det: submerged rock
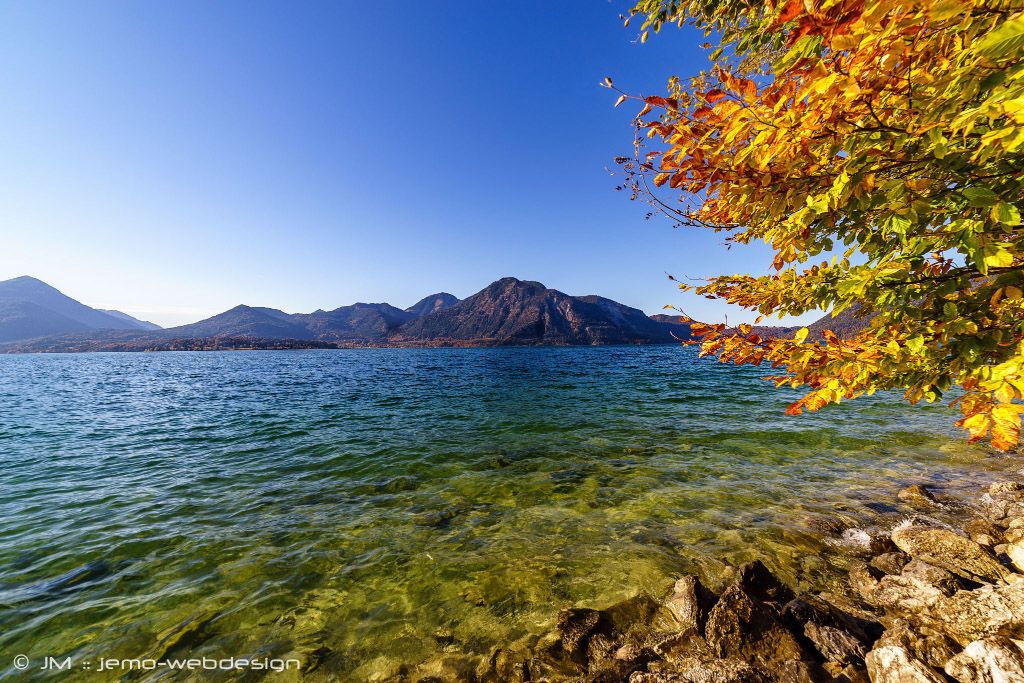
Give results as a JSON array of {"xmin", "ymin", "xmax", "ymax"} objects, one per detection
[
  {"xmin": 734, "ymin": 560, "xmax": 794, "ymax": 605},
  {"xmin": 898, "ymin": 485, "xmax": 938, "ymax": 509},
  {"xmin": 557, "ymin": 607, "xmax": 606, "ymax": 662},
  {"xmin": 943, "ymin": 636, "xmax": 1024, "ymax": 683},
  {"xmin": 891, "ymin": 523, "xmax": 1012, "ymax": 585},
  {"xmin": 154, "ymin": 611, "xmax": 220, "ymax": 660}
]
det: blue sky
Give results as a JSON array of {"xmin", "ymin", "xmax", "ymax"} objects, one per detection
[{"xmin": 0, "ymin": 1, "xmax": 796, "ymax": 327}]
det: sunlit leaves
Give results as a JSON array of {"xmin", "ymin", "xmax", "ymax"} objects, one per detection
[{"xmin": 624, "ymin": 0, "xmax": 1024, "ymax": 449}]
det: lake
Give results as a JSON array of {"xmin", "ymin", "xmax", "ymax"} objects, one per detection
[{"xmin": 0, "ymin": 346, "xmax": 1018, "ymax": 680}]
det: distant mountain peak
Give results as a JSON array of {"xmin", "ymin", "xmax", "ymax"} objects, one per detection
[
  {"xmin": 0, "ymin": 275, "xmax": 157, "ymax": 342},
  {"xmin": 405, "ymin": 292, "xmax": 459, "ymax": 317},
  {"xmin": 391, "ymin": 276, "xmax": 683, "ymax": 346}
]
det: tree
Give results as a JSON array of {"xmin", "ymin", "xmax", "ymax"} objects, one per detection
[{"xmin": 613, "ymin": 0, "xmax": 1024, "ymax": 449}]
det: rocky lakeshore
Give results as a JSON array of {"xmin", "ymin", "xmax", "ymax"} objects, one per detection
[{"xmin": 360, "ymin": 476, "xmax": 1024, "ymax": 683}]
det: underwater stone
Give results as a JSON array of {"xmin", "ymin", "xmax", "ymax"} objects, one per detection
[
  {"xmin": 557, "ymin": 607, "xmax": 606, "ymax": 662},
  {"xmin": 897, "ymin": 485, "xmax": 938, "ymax": 509},
  {"xmin": 734, "ymin": 560, "xmax": 794, "ymax": 605}
]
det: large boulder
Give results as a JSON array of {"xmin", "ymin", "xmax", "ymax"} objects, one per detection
[
  {"xmin": 871, "ymin": 552, "xmax": 911, "ymax": 576},
  {"xmin": 874, "ymin": 619, "xmax": 959, "ymax": 670},
  {"xmin": 924, "ymin": 580, "xmax": 1024, "ymax": 646},
  {"xmin": 849, "ymin": 562, "xmax": 885, "ymax": 603},
  {"xmin": 943, "ymin": 636, "xmax": 1024, "ymax": 682},
  {"xmin": 782, "ymin": 593, "xmax": 882, "ymax": 651},
  {"xmin": 891, "ymin": 524, "xmax": 1012, "ymax": 585},
  {"xmin": 704, "ymin": 584, "xmax": 807, "ymax": 667},
  {"xmin": 963, "ymin": 518, "xmax": 1004, "ymax": 548},
  {"xmin": 864, "ymin": 645, "xmax": 946, "ymax": 682},
  {"xmin": 862, "ymin": 562, "xmax": 955, "ymax": 616}
]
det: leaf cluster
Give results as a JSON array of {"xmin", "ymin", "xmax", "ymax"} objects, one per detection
[{"xmin": 624, "ymin": 0, "xmax": 1024, "ymax": 449}]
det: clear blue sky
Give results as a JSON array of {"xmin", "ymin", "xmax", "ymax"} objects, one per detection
[{"xmin": 0, "ymin": 0, "xmax": 800, "ymax": 327}]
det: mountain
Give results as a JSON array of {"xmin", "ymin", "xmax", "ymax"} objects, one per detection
[
  {"xmin": 0, "ymin": 276, "xmax": 695, "ymax": 352},
  {"xmin": 805, "ymin": 304, "xmax": 875, "ymax": 339},
  {"xmin": 405, "ymin": 293, "xmax": 459, "ymax": 317},
  {"xmin": 294, "ymin": 303, "xmax": 415, "ymax": 341},
  {"xmin": 746, "ymin": 305, "xmax": 873, "ymax": 341},
  {"xmin": 650, "ymin": 313, "xmax": 693, "ymax": 324},
  {"xmin": 391, "ymin": 277, "xmax": 686, "ymax": 346},
  {"xmin": 0, "ymin": 300, "xmax": 93, "ymax": 343},
  {"xmin": 0, "ymin": 276, "xmax": 152, "ymax": 342},
  {"xmin": 165, "ymin": 305, "xmax": 314, "ymax": 339},
  {"xmin": 99, "ymin": 309, "xmax": 162, "ymax": 331}
]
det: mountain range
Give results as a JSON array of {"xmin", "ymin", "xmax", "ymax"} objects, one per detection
[
  {"xmin": 0, "ymin": 275, "xmax": 696, "ymax": 352},
  {"xmin": 0, "ymin": 275, "xmax": 870, "ymax": 353}
]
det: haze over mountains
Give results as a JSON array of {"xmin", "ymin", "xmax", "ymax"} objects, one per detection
[{"xmin": 0, "ymin": 275, "xmax": 695, "ymax": 352}]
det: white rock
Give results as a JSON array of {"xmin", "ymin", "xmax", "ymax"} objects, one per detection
[
  {"xmin": 944, "ymin": 637, "xmax": 1024, "ymax": 683},
  {"xmin": 865, "ymin": 645, "xmax": 946, "ymax": 682}
]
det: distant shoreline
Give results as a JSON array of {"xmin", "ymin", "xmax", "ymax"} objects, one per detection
[{"xmin": 0, "ymin": 337, "xmax": 686, "ymax": 354}]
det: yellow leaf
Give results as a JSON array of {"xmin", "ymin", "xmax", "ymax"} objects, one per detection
[
  {"xmin": 991, "ymin": 403, "xmax": 1024, "ymax": 451},
  {"xmin": 794, "ymin": 327, "xmax": 809, "ymax": 344}
]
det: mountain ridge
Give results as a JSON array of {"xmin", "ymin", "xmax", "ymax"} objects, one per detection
[{"xmin": 0, "ymin": 275, "xmax": 873, "ymax": 353}]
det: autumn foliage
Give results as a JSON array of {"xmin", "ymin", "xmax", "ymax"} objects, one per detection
[{"xmin": 616, "ymin": 0, "xmax": 1024, "ymax": 448}]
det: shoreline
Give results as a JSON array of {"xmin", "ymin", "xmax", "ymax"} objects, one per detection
[
  {"xmin": 359, "ymin": 474, "xmax": 1024, "ymax": 682},
  {"xmin": 0, "ymin": 338, "xmax": 685, "ymax": 354}
]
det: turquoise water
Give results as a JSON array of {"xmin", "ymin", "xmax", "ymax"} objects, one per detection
[{"xmin": 0, "ymin": 346, "xmax": 1019, "ymax": 681}]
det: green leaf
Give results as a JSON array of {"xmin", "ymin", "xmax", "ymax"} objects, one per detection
[
  {"xmin": 974, "ymin": 16, "xmax": 1024, "ymax": 62},
  {"xmin": 930, "ymin": 0, "xmax": 964, "ymax": 21},
  {"xmin": 963, "ymin": 186, "xmax": 998, "ymax": 207},
  {"xmin": 992, "ymin": 202, "xmax": 1022, "ymax": 226}
]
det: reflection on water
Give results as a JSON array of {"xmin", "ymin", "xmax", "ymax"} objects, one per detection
[{"xmin": 0, "ymin": 346, "xmax": 1018, "ymax": 680}]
